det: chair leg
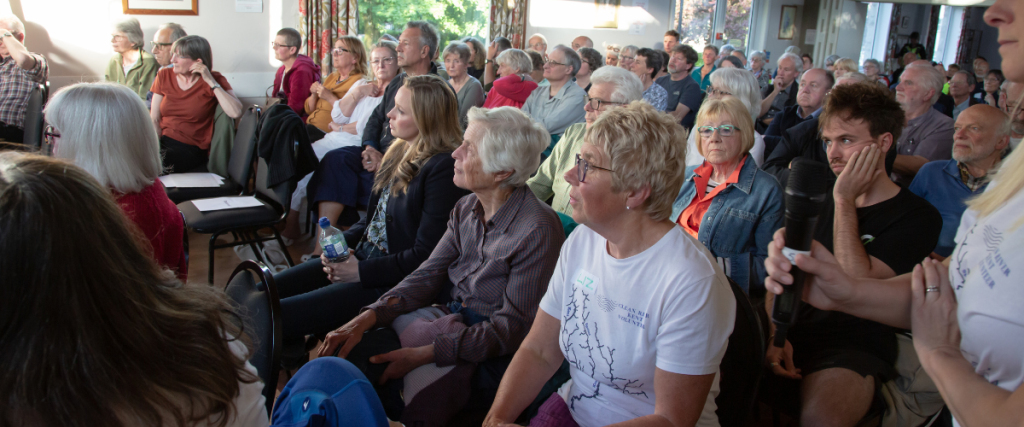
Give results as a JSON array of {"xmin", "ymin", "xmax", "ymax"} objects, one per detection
[
  {"xmin": 208, "ymin": 232, "xmax": 219, "ymax": 284},
  {"xmin": 272, "ymin": 228, "xmax": 295, "ymax": 267}
]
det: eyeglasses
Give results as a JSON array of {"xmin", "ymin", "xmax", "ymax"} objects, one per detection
[
  {"xmin": 583, "ymin": 94, "xmax": 624, "ymax": 111},
  {"xmin": 706, "ymin": 87, "xmax": 732, "ymax": 97},
  {"xmin": 544, "ymin": 59, "xmax": 568, "ymax": 67},
  {"xmin": 271, "ymin": 42, "xmax": 296, "ymax": 49},
  {"xmin": 371, "ymin": 57, "xmax": 396, "ymax": 65},
  {"xmin": 111, "ymin": 34, "xmax": 126, "ymax": 42},
  {"xmin": 575, "ymin": 153, "xmax": 613, "ymax": 183},
  {"xmin": 697, "ymin": 125, "xmax": 738, "ymax": 138},
  {"xmin": 150, "ymin": 41, "xmax": 173, "ymax": 49},
  {"xmin": 620, "ymin": 55, "xmax": 635, "ymax": 61},
  {"xmin": 332, "ymin": 47, "xmax": 351, "ymax": 55},
  {"xmin": 44, "ymin": 124, "xmax": 60, "ymax": 152}
]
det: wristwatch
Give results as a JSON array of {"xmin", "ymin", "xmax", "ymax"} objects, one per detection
[
  {"xmin": 1, "ymin": 31, "xmax": 12, "ymax": 39},
  {"xmin": 210, "ymin": 83, "xmax": 222, "ymax": 91}
]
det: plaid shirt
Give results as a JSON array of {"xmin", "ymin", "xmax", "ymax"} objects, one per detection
[
  {"xmin": 0, "ymin": 52, "xmax": 48, "ymax": 128},
  {"xmin": 364, "ymin": 185, "xmax": 565, "ymax": 366}
]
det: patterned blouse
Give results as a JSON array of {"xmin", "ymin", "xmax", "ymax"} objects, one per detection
[
  {"xmin": 642, "ymin": 83, "xmax": 669, "ymax": 112},
  {"xmin": 366, "ymin": 185, "xmax": 391, "ymax": 253}
]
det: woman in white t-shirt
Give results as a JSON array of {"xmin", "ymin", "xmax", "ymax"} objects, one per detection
[
  {"xmin": 483, "ymin": 101, "xmax": 736, "ymax": 427},
  {"xmin": 764, "ymin": 2, "xmax": 1024, "ymax": 424},
  {"xmin": 0, "ymin": 153, "xmax": 267, "ymax": 427}
]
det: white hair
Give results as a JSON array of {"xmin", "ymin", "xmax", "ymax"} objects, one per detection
[
  {"xmin": 749, "ymin": 51, "xmax": 767, "ymax": 62},
  {"xmin": 159, "ymin": 22, "xmax": 187, "ymax": 42},
  {"xmin": 784, "ymin": 46, "xmax": 802, "ymax": 56},
  {"xmin": 496, "ymin": 48, "xmax": 533, "ymax": 75},
  {"xmin": 45, "ymin": 82, "xmax": 163, "ymax": 193},
  {"xmin": 0, "ymin": 14, "xmax": 25, "ymax": 37},
  {"xmin": 906, "ymin": 63, "xmax": 946, "ymax": 104},
  {"xmin": 468, "ymin": 107, "xmax": 550, "ymax": 187},
  {"xmin": 709, "ymin": 68, "xmax": 762, "ymax": 122},
  {"xmin": 528, "ymin": 33, "xmax": 548, "ymax": 45},
  {"xmin": 835, "ymin": 71, "xmax": 869, "ymax": 86},
  {"xmin": 115, "ymin": 18, "xmax": 145, "ymax": 50},
  {"xmin": 777, "ymin": 52, "xmax": 804, "ymax": 74},
  {"xmin": 621, "ymin": 45, "xmax": 638, "ymax": 57},
  {"xmin": 590, "ymin": 66, "xmax": 643, "ymax": 104}
]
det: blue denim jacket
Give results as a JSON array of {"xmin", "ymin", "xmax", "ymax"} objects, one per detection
[{"xmin": 670, "ymin": 157, "xmax": 784, "ymax": 293}]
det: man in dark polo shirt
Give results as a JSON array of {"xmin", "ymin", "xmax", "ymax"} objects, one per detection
[{"xmin": 656, "ymin": 44, "xmax": 702, "ymax": 131}]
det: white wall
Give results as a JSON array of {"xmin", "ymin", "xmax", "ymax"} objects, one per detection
[
  {"xmin": 12, "ymin": 0, "xmax": 301, "ymax": 105},
  {"xmin": 760, "ymin": 0, "xmax": 805, "ymax": 66},
  {"xmin": 525, "ymin": 0, "xmax": 670, "ymax": 52}
]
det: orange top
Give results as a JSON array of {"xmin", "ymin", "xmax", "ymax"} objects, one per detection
[
  {"xmin": 677, "ymin": 155, "xmax": 748, "ymax": 238},
  {"xmin": 151, "ymin": 67, "xmax": 233, "ymax": 150}
]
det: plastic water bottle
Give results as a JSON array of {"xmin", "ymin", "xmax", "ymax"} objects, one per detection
[{"xmin": 319, "ymin": 217, "xmax": 349, "ymax": 263}]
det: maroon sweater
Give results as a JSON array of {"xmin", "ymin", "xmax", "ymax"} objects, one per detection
[
  {"xmin": 115, "ymin": 181, "xmax": 188, "ymax": 281},
  {"xmin": 273, "ymin": 54, "xmax": 321, "ymax": 122}
]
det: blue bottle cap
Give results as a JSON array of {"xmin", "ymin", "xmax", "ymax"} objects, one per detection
[{"xmin": 319, "ymin": 217, "xmax": 331, "ymax": 228}]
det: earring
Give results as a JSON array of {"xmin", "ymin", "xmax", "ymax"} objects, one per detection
[{"xmin": 626, "ymin": 205, "xmax": 631, "ymax": 210}]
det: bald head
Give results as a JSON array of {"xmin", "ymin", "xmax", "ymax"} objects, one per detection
[
  {"xmin": 572, "ymin": 36, "xmax": 593, "ymax": 51},
  {"xmin": 952, "ymin": 104, "xmax": 1010, "ymax": 168}
]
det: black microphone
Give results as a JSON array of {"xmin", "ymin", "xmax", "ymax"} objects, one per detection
[{"xmin": 771, "ymin": 158, "xmax": 829, "ymax": 348}]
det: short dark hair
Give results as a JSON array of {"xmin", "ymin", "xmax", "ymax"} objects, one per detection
[
  {"xmin": 910, "ymin": 31, "xmax": 920, "ymax": 39},
  {"xmin": 636, "ymin": 47, "xmax": 663, "ymax": 79},
  {"xmin": 172, "ymin": 35, "xmax": 214, "ymax": 70},
  {"xmin": 406, "ymin": 21, "xmax": 440, "ymax": 61},
  {"xmin": 801, "ymin": 53, "xmax": 812, "ymax": 63},
  {"xmin": 659, "ymin": 50, "xmax": 669, "ymax": 72},
  {"xmin": 276, "ymin": 28, "xmax": 302, "ymax": 54},
  {"xmin": 820, "ymin": 82, "xmax": 905, "ymax": 143},
  {"xmin": 720, "ymin": 55, "xmax": 743, "ymax": 69},
  {"xmin": 493, "ymin": 36, "xmax": 513, "ymax": 53},
  {"xmin": 526, "ymin": 49, "xmax": 544, "ymax": 71},
  {"xmin": 672, "ymin": 44, "xmax": 699, "ymax": 66},
  {"xmin": 949, "ymin": 63, "xmax": 961, "ymax": 71},
  {"xmin": 954, "ymin": 70, "xmax": 977, "ymax": 87},
  {"xmin": 703, "ymin": 44, "xmax": 720, "ymax": 55},
  {"xmin": 664, "ymin": 30, "xmax": 680, "ymax": 40},
  {"xmin": 976, "ymin": 56, "xmax": 989, "ymax": 63},
  {"xmin": 577, "ymin": 47, "xmax": 604, "ymax": 73}
]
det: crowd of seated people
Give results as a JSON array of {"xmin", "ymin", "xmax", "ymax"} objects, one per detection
[{"xmin": 5, "ymin": 1, "xmax": 1024, "ymax": 425}]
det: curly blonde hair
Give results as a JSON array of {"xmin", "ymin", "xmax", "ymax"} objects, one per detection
[{"xmin": 585, "ymin": 101, "xmax": 688, "ymax": 221}]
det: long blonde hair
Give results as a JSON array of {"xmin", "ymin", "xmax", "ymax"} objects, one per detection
[
  {"xmin": 373, "ymin": 75, "xmax": 462, "ymax": 195},
  {"xmin": 968, "ymin": 92, "xmax": 1024, "ymax": 227}
]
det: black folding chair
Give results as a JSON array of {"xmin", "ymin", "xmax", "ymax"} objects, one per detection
[
  {"xmin": 21, "ymin": 83, "xmax": 45, "ymax": 150},
  {"xmin": 178, "ymin": 157, "xmax": 297, "ymax": 284},
  {"xmin": 165, "ymin": 106, "xmax": 262, "ymax": 204},
  {"xmin": 715, "ymin": 277, "xmax": 768, "ymax": 427},
  {"xmin": 224, "ymin": 260, "xmax": 282, "ymax": 417}
]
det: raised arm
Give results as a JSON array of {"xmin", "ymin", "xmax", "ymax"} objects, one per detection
[
  {"xmin": 831, "ymin": 146, "xmax": 896, "ymax": 279},
  {"xmin": 0, "ymin": 32, "xmax": 37, "ymax": 70}
]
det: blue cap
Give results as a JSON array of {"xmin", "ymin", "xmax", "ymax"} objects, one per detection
[
  {"xmin": 319, "ymin": 217, "xmax": 331, "ymax": 228},
  {"xmin": 271, "ymin": 358, "xmax": 389, "ymax": 427}
]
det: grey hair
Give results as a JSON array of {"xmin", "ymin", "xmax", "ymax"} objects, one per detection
[
  {"xmin": 709, "ymin": 68, "xmax": 763, "ymax": 122},
  {"xmin": 825, "ymin": 54, "xmax": 840, "ymax": 67},
  {"xmin": 0, "ymin": 14, "xmax": 25, "ymax": 37},
  {"xmin": 907, "ymin": 63, "xmax": 946, "ymax": 104},
  {"xmin": 442, "ymin": 41, "xmax": 471, "ymax": 63},
  {"xmin": 749, "ymin": 51, "xmax": 767, "ymax": 62},
  {"xmin": 590, "ymin": 66, "xmax": 643, "ymax": 104},
  {"xmin": 784, "ymin": 46, "xmax": 802, "ymax": 56},
  {"xmin": 835, "ymin": 71, "xmax": 869, "ymax": 85},
  {"xmin": 172, "ymin": 35, "xmax": 213, "ymax": 70},
  {"xmin": 954, "ymin": 70, "xmax": 977, "ymax": 88},
  {"xmin": 621, "ymin": 45, "xmax": 638, "ymax": 57},
  {"xmin": 468, "ymin": 106, "xmax": 550, "ymax": 187},
  {"xmin": 159, "ymin": 22, "xmax": 187, "ymax": 42},
  {"xmin": 778, "ymin": 52, "xmax": 804, "ymax": 74},
  {"xmin": 115, "ymin": 18, "xmax": 145, "ymax": 50},
  {"xmin": 496, "ymin": 48, "xmax": 533, "ymax": 75},
  {"xmin": 863, "ymin": 58, "xmax": 881, "ymax": 70},
  {"xmin": 720, "ymin": 44, "xmax": 736, "ymax": 56},
  {"xmin": 406, "ymin": 21, "xmax": 440, "ymax": 61},
  {"xmin": 552, "ymin": 45, "xmax": 582, "ymax": 76},
  {"xmin": 44, "ymin": 82, "xmax": 162, "ymax": 193}
]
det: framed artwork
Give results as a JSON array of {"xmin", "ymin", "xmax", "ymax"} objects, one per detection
[
  {"xmin": 122, "ymin": 0, "xmax": 199, "ymax": 15},
  {"xmin": 594, "ymin": 0, "xmax": 620, "ymax": 29},
  {"xmin": 779, "ymin": 5, "xmax": 797, "ymax": 40}
]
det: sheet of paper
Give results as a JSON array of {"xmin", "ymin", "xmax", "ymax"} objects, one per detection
[
  {"xmin": 236, "ymin": 0, "xmax": 263, "ymax": 13},
  {"xmin": 159, "ymin": 173, "xmax": 224, "ymax": 188},
  {"xmin": 805, "ymin": 29, "xmax": 817, "ymax": 45},
  {"xmin": 192, "ymin": 196, "xmax": 264, "ymax": 212}
]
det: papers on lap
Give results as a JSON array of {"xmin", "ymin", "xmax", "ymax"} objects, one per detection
[
  {"xmin": 192, "ymin": 196, "xmax": 263, "ymax": 211},
  {"xmin": 159, "ymin": 173, "xmax": 225, "ymax": 188}
]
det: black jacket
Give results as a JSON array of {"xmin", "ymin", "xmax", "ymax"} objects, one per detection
[
  {"xmin": 361, "ymin": 63, "xmax": 441, "ymax": 154},
  {"xmin": 763, "ymin": 104, "xmax": 816, "ymax": 156},
  {"xmin": 762, "ymin": 117, "xmax": 897, "ymax": 187},
  {"xmin": 257, "ymin": 103, "xmax": 319, "ymax": 187},
  {"xmin": 344, "ymin": 152, "xmax": 469, "ymax": 289}
]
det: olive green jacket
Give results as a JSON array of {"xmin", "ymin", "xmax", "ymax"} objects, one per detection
[{"xmin": 105, "ymin": 49, "xmax": 160, "ymax": 100}]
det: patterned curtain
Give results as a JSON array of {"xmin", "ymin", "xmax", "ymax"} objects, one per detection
[
  {"xmin": 299, "ymin": 0, "xmax": 359, "ymax": 79},
  {"xmin": 490, "ymin": 0, "xmax": 528, "ymax": 48}
]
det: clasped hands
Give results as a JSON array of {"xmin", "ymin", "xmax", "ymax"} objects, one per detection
[{"xmin": 317, "ymin": 310, "xmax": 436, "ymax": 385}]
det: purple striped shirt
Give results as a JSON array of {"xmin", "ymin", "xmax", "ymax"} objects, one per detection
[{"xmin": 364, "ymin": 185, "xmax": 565, "ymax": 366}]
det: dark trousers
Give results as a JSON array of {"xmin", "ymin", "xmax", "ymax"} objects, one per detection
[
  {"xmin": 276, "ymin": 257, "xmax": 387, "ymax": 340},
  {"xmin": 0, "ymin": 123, "xmax": 24, "ymax": 144},
  {"xmin": 306, "ymin": 123, "xmax": 327, "ymax": 143},
  {"xmin": 160, "ymin": 136, "xmax": 208, "ymax": 173}
]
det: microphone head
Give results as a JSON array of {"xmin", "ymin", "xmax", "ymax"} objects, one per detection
[{"xmin": 785, "ymin": 158, "xmax": 829, "ymax": 216}]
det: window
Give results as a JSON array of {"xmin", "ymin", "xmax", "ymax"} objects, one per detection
[
  {"xmin": 723, "ymin": 0, "xmax": 752, "ymax": 50},
  {"xmin": 859, "ymin": 2, "xmax": 893, "ymax": 70},
  {"xmin": 674, "ymin": 0, "xmax": 715, "ymax": 52},
  {"xmin": 358, "ymin": 0, "xmax": 490, "ymax": 50},
  {"xmin": 932, "ymin": 5, "xmax": 964, "ymax": 66}
]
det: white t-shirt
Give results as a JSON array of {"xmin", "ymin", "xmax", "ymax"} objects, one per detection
[
  {"xmin": 949, "ymin": 183, "xmax": 1024, "ymax": 427},
  {"xmin": 685, "ymin": 129, "xmax": 765, "ymax": 168},
  {"xmin": 538, "ymin": 225, "xmax": 736, "ymax": 427}
]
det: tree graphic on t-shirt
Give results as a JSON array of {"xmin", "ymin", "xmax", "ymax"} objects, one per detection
[{"xmin": 562, "ymin": 285, "xmax": 648, "ymax": 411}]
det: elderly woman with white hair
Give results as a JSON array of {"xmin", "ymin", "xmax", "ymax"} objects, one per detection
[
  {"xmin": 44, "ymin": 82, "xmax": 186, "ymax": 280},
  {"xmin": 483, "ymin": 48, "xmax": 538, "ymax": 109},
  {"xmin": 105, "ymin": 18, "xmax": 159, "ymax": 100},
  {"xmin": 318, "ymin": 106, "xmax": 564, "ymax": 426},
  {"xmin": 483, "ymin": 101, "xmax": 735, "ymax": 427},
  {"xmin": 673, "ymin": 97, "xmax": 783, "ymax": 294},
  {"xmin": 862, "ymin": 58, "xmax": 890, "ymax": 87},
  {"xmin": 443, "ymin": 41, "xmax": 485, "ymax": 126},
  {"xmin": 528, "ymin": 66, "xmax": 643, "ymax": 219},
  {"xmin": 749, "ymin": 50, "xmax": 772, "ymax": 90},
  {"xmin": 686, "ymin": 67, "xmax": 767, "ymax": 167}
]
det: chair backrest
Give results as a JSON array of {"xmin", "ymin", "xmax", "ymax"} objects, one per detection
[
  {"xmin": 271, "ymin": 357, "xmax": 390, "ymax": 427},
  {"xmin": 22, "ymin": 84, "xmax": 45, "ymax": 149},
  {"xmin": 227, "ymin": 106, "xmax": 261, "ymax": 191},
  {"xmin": 224, "ymin": 260, "xmax": 282, "ymax": 416},
  {"xmin": 714, "ymin": 277, "xmax": 767, "ymax": 427},
  {"xmin": 179, "ymin": 210, "xmax": 189, "ymax": 270},
  {"xmin": 255, "ymin": 157, "xmax": 296, "ymax": 215}
]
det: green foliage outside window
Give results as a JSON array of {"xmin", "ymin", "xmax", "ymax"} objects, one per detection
[{"xmin": 358, "ymin": 0, "xmax": 490, "ymax": 52}]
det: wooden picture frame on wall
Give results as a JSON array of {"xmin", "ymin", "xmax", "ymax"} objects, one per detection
[
  {"xmin": 594, "ymin": 0, "xmax": 620, "ymax": 29},
  {"xmin": 123, "ymin": 0, "xmax": 198, "ymax": 16},
  {"xmin": 779, "ymin": 5, "xmax": 797, "ymax": 40}
]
